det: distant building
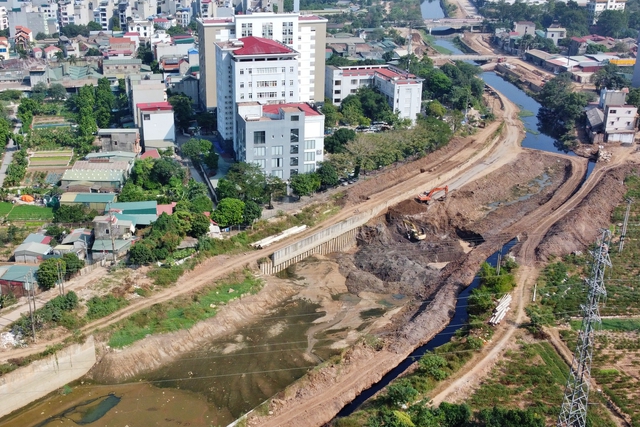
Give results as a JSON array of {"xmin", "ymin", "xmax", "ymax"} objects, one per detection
[
  {"xmin": 137, "ymin": 101, "xmax": 176, "ymax": 150},
  {"xmin": 325, "ymin": 64, "xmax": 423, "ymax": 124},
  {"xmin": 60, "ymin": 192, "xmax": 117, "ymax": 212},
  {"xmin": 0, "ymin": 7, "xmax": 8, "ymax": 31},
  {"xmin": 128, "ymin": 73, "xmax": 166, "ymax": 125},
  {"xmin": 545, "ymin": 24, "xmax": 566, "ymax": 46},
  {"xmin": 128, "ymin": 20, "xmax": 155, "ymax": 39},
  {"xmin": 0, "ymin": 265, "xmax": 39, "ymax": 297},
  {"xmin": 61, "ymin": 169, "xmax": 125, "ymax": 192},
  {"xmin": 93, "ymin": 215, "xmax": 134, "ymax": 239},
  {"xmin": 585, "ymin": 88, "xmax": 637, "ymax": 144},
  {"xmin": 102, "ymin": 58, "xmax": 143, "ymax": 78},
  {"xmin": 98, "ymin": 128, "xmax": 141, "ymax": 153},
  {"xmin": 14, "ymin": 26, "xmax": 33, "ymax": 50},
  {"xmin": 14, "ymin": 242, "xmax": 52, "ymax": 263},
  {"xmin": 235, "ymin": 102, "xmax": 324, "ymax": 179},
  {"xmin": 91, "ymin": 239, "xmax": 132, "ymax": 261},
  {"xmin": 513, "ymin": 21, "xmax": 536, "ymax": 36},
  {"xmin": 588, "ymin": 0, "xmax": 626, "ymax": 24},
  {"xmin": 0, "ymin": 37, "xmax": 8, "ymax": 60}
]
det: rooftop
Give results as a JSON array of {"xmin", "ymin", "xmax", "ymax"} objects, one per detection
[
  {"xmin": 97, "ymin": 128, "xmax": 138, "ymax": 135},
  {"xmin": 140, "ymin": 148, "xmax": 160, "ymax": 159},
  {"xmin": 107, "ymin": 201, "xmax": 158, "ymax": 212},
  {"xmin": 14, "ymin": 242, "xmax": 52, "ymax": 255},
  {"xmin": 73, "ymin": 160, "xmax": 131, "ymax": 172},
  {"xmin": 229, "ymin": 37, "xmax": 295, "ymax": 56},
  {"xmin": 92, "ymin": 239, "xmax": 132, "ymax": 252},
  {"xmin": 262, "ymin": 103, "xmax": 321, "ymax": 116},
  {"xmin": 137, "ymin": 101, "xmax": 173, "ymax": 111},
  {"xmin": 62, "ymin": 169, "xmax": 125, "ymax": 182},
  {"xmin": 85, "ymin": 151, "xmax": 137, "ymax": 159},
  {"xmin": 60, "ymin": 192, "xmax": 117, "ymax": 204},
  {"xmin": 0, "ymin": 265, "xmax": 38, "ymax": 284}
]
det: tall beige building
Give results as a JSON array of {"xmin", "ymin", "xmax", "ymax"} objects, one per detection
[{"xmin": 197, "ymin": 12, "xmax": 327, "ymax": 110}]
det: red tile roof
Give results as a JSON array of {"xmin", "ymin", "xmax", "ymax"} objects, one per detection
[
  {"xmin": 375, "ymin": 67, "xmax": 417, "ymax": 80},
  {"xmin": 154, "ymin": 18, "xmax": 169, "ymax": 22},
  {"xmin": 232, "ymin": 37, "xmax": 294, "ymax": 56},
  {"xmin": 141, "ymin": 148, "xmax": 161, "ymax": 159},
  {"xmin": 44, "ymin": 46, "xmax": 60, "ymax": 52},
  {"xmin": 124, "ymin": 32, "xmax": 140, "ymax": 36},
  {"xmin": 137, "ymin": 102, "xmax": 173, "ymax": 111},
  {"xmin": 262, "ymin": 103, "xmax": 321, "ymax": 116},
  {"xmin": 156, "ymin": 202, "xmax": 176, "ymax": 215}
]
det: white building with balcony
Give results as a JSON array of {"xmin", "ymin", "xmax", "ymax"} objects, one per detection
[
  {"xmin": 325, "ymin": 64, "xmax": 423, "ymax": 124},
  {"xmin": 587, "ymin": 0, "xmax": 626, "ymax": 24},
  {"xmin": 215, "ymin": 36, "xmax": 300, "ymax": 141}
]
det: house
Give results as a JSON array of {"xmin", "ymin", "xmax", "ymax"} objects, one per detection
[
  {"xmin": 585, "ymin": 88, "xmax": 637, "ymax": 144},
  {"xmin": 0, "ymin": 37, "xmax": 9, "ymax": 60},
  {"xmin": 60, "ymin": 192, "xmax": 117, "ymax": 212},
  {"xmin": 60, "ymin": 228, "xmax": 94, "ymax": 259},
  {"xmin": 102, "ymin": 58, "xmax": 143, "ymax": 78},
  {"xmin": 14, "ymin": 242, "xmax": 52, "ymax": 263},
  {"xmin": 60, "ymin": 170, "xmax": 125, "ymax": 192},
  {"xmin": 93, "ymin": 215, "xmax": 135, "ymax": 239},
  {"xmin": 33, "ymin": 46, "xmax": 42, "ymax": 59},
  {"xmin": 137, "ymin": 102, "xmax": 176, "ymax": 150},
  {"xmin": 98, "ymin": 128, "xmax": 141, "ymax": 154},
  {"xmin": 85, "ymin": 151, "xmax": 138, "ymax": 163},
  {"xmin": 513, "ymin": 21, "xmax": 536, "ymax": 36},
  {"xmin": 107, "ymin": 201, "xmax": 158, "ymax": 215},
  {"xmin": 23, "ymin": 233, "xmax": 52, "ymax": 245},
  {"xmin": 44, "ymin": 45, "xmax": 62, "ymax": 60},
  {"xmin": 14, "ymin": 26, "xmax": 33, "ymax": 50},
  {"xmin": 91, "ymin": 239, "xmax": 132, "ymax": 261},
  {"xmin": 0, "ymin": 265, "xmax": 39, "ymax": 297},
  {"xmin": 545, "ymin": 24, "xmax": 566, "ymax": 46}
]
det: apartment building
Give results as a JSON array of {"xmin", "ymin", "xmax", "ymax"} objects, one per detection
[
  {"xmin": 176, "ymin": 8, "xmax": 191, "ymax": 27},
  {"xmin": 215, "ymin": 37, "xmax": 300, "ymax": 141},
  {"xmin": 133, "ymin": 0, "xmax": 157, "ymax": 19},
  {"xmin": 128, "ymin": 73, "xmax": 166, "ymax": 125},
  {"xmin": 604, "ymin": 105, "xmax": 638, "ymax": 143},
  {"xmin": 587, "ymin": 0, "xmax": 626, "ymax": 24},
  {"xmin": 93, "ymin": 0, "xmax": 113, "ymax": 30},
  {"xmin": 128, "ymin": 20, "xmax": 154, "ymax": 38},
  {"xmin": 325, "ymin": 65, "xmax": 423, "ymax": 124},
  {"xmin": 10, "ymin": 6, "xmax": 58, "ymax": 37},
  {"xmin": 137, "ymin": 102, "xmax": 176, "ymax": 150},
  {"xmin": 236, "ymin": 102, "xmax": 324, "ymax": 179},
  {"xmin": 197, "ymin": 12, "xmax": 327, "ymax": 111},
  {"xmin": 0, "ymin": 7, "xmax": 7, "ymax": 31}
]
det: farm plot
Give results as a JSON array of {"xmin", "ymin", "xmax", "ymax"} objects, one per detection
[{"xmin": 28, "ymin": 150, "xmax": 73, "ymax": 168}]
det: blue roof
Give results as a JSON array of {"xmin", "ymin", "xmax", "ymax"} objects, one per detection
[
  {"xmin": 114, "ymin": 213, "xmax": 157, "ymax": 226},
  {"xmin": 0, "ymin": 265, "xmax": 39, "ymax": 283},
  {"xmin": 107, "ymin": 201, "xmax": 157, "ymax": 215},
  {"xmin": 188, "ymin": 48, "xmax": 198, "ymax": 54},
  {"xmin": 23, "ymin": 233, "xmax": 47, "ymax": 243},
  {"xmin": 74, "ymin": 193, "xmax": 117, "ymax": 203}
]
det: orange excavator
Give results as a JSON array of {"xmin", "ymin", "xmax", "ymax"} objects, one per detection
[{"xmin": 416, "ymin": 185, "xmax": 448, "ymax": 204}]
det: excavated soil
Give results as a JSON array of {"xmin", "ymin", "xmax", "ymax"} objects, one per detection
[{"xmin": 536, "ymin": 164, "xmax": 639, "ymax": 261}]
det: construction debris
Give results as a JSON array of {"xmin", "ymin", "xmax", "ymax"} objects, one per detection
[
  {"xmin": 489, "ymin": 293, "xmax": 512, "ymax": 325},
  {"xmin": 597, "ymin": 146, "xmax": 612, "ymax": 162}
]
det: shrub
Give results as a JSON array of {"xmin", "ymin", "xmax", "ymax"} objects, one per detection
[{"xmin": 86, "ymin": 295, "xmax": 128, "ymax": 320}]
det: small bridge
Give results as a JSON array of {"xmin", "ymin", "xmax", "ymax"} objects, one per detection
[
  {"xmin": 424, "ymin": 18, "xmax": 486, "ymax": 32},
  {"xmin": 429, "ymin": 54, "xmax": 518, "ymax": 62}
]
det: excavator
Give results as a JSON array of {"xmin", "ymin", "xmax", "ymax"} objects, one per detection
[
  {"xmin": 403, "ymin": 220, "xmax": 426, "ymax": 241},
  {"xmin": 416, "ymin": 185, "xmax": 449, "ymax": 204}
]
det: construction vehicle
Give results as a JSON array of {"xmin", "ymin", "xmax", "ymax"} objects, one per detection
[
  {"xmin": 416, "ymin": 186, "xmax": 449, "ymax": 204},
  {"xmin": 403, "ymin": 220, "xmax": 426, "ymax": 241}
]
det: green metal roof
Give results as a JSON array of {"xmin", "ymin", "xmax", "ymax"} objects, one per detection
[
  {"xmin": 114, "ymin": 213, "xmax": 157, "ymax": 226},
  {"xmin": 91, "ymin": 239, "xmax": 132, "ymax": 252},
  {"xmin": 107, "ymin": 201, "xmax": 157, "ymax": 216},
  {"xmin": 74, "ymin": 193, "xmax": 117, "ymax": 203},
  {"xmin": 103, "ymin": 58, "xmax": 142, "ymax": 65},
  {"xmin": 0, "ymin": 265, "xmax": 39, "ymax": 283}
]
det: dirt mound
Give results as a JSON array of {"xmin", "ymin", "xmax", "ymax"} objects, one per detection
[
  {"xmin": 388, "ymin": 199, "xmax": 429, "ymax": 216},
  {"xmin": 536, "ymin": 164, "xmax": 638, "ymax": 261}
]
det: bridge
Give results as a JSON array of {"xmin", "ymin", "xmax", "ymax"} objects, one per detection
[{"xmin": 424, "ymin": 18, "xmax": 485, "ymax": 31}]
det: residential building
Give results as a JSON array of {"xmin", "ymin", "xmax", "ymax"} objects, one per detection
[
  {"xmin": 132, "ymin": 0, "xmax": 157, "ymax": 20},
  {"xmin": 61, "ymin": 170, "xmax": 126, "ymax": 192},
  {"xmin": 14, "ymin": 25, "xmax": 33, "ymax": 49},
  {"xmin": 0, "ymin": 7, "xmax": 8, "ymax": 31},
  {"xmin": 137, "ymin": 101, "xmax": 176, "ymax": 150},
  {"xmin": 588, "ymin": 0, "xmax": 626, "ymax": 24},
  {"xmin": 176, "ymin": 8, "xmax": 191, "ymax": 27},
  {"xmin": 197, "ymin": 12, "xmax": 327, "ymax": 111},
  {"xmin": 94, "ymin": 0, "xmax": 113, "ymax": 30},
  {"xmin": 545, "ymin": 24, "xmax": 566, "ymax": 45},
  {"xmin": 44, "ymin": 45, "xmax": 62, "ymax": 59},
  {"xmin": 93, "ymin": 215, "xmax": 135, "ymax": 239},
  {"xmin": 92, "ymin": 239, "xmax": 132, "ymax": 260},
  {"xmin": 153, "ymin": 17, "xmax": 172, "ymax": 30},
  {"xmin": 60, "ymin": 193, "xmax": 117, "ymax": 212},
  {"xmin": 128, "ymin": 73, "xmax": 166, "ymax": 125},
  {"xmin": 107, "ymin": 200, "xmax": 158, "ymax": 215},
  {"xmin": 513, "ymin": 21, "xmax": 536, "ymax": 36},
  {"xmin": 116, "ymin": 0, "xmax": 131, "ymax": 29},
  {"xmin": 128, "ymin": 20, "xmax": 155, "ymax": 39},
  {"xmin": 98, "ymin": 128, "xmax": 141, "ymax": 153},
  {"xmin": 102, "ymin": 58, "xmax": 143, "ymax": 78},
  {"xmin": 325, "ymin": 64, "xmax": 423, "ymax": 124},
  {"xmin": 60, "ymin": 228, "xmax": 94, "ymax": 260},
  {"xmin": 14, "ymin": 242, "xmax": 52, "ymax": 263},
  {"xmin": 0, "ymin": 265, "xmax": 39, "ymax": 297},
  {"xmin": 10, "ymin": 6, "xmax": 58, "ymax": 37},
  {"xmin": 73, "ymin": 2, "xmax": 93, "ymax": 26},
  {"xmin": 0, "ymin": 37, "xmax": 8, "ymax": 60},
  {"xmin": 604, "ymin": 104, "xmax": 637, "ymax": 143},
  {"xmin": 215, "ymin": 36, "xmax": 300, "ymax": 140},
  {"xmin": 235, "ymin": 102, "xmax": 324, "ymax": 179},
  {"xmin": 72, "ymin": 159, "xmax": 132, "ymax": 179},
  {"xmin": 85, "ymin": 151, "xmax": 138, "ymax": 163}
]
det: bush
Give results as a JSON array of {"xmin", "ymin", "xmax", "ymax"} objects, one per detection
[{"xmin": 86, "ymin": 294, "xmax": 128, "ymax": 320}]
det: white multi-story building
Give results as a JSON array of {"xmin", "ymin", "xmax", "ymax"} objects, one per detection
[
  {"xmin": 133, "ymin": 0, "xmax": 157, "ymax": 19},
  {"xmin": 325, "ymin": 65, "xmax": 423, "ymax": 125},
  {"xmin": 72, "ymin": 2, "xmax": 93, "ymax": 26},
  {"xmin": 604, "ymin": 104, "xmax": 638, "ymax": 143},
  {"xmin": 236, "ymin": 102, "xmax": 324, "ymax": 179},
  {"xmin": 94, "ymin": 0, "xmax": 113, "ymax": 30},
  {"xmin": 137, "ymin": 101, "xmax": 176, "ymax": 150},
  {"xmin": 128, "ymin": 20, "xmax": 154, "ymax": 38},
  {"xmin": 176, "ymin": 8, "xmax": 191, "ymax": 27},
  {"xmin": 0, "ymin": 7, "xmax": 8, "ymax": 31},
  {"xmin": 215, "ymin": 36, "xmax": 300, "ymax": 140},
  {"xmin": 197, "ymin": 12, "xmax": 326, "ymax": 111},
  {"xmin": 587, "ymin": 0, "xmax": 626, "ymax": 24},
  {"xmin": 129, "ymin": 73, "xmax": 167, "ymax": 125}
]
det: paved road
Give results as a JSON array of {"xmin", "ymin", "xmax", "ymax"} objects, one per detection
[{"xmin": 0, "ymin": 140, "xmax": 17, "ymax": 188}]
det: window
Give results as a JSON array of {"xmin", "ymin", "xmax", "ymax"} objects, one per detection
[
  {"xmin": 143, "ymin": 114, "xmax": 150, "ymax": 120},
  {"xmin": 350, "ymin": 89, "xmax": 357, "ymax": 94},
  {"xmin": 289, "ymin": 67, "xmax": 294, "ymax": 73},
  {"xmin": 351, "ymin": 79, "xmax": 357, "ymax": 85},
  {"xmin": 240, "ymin": 93, "xmax": 245, "ymax": 100},
  {"xmin": 290, "ymin": 91, "xmax": 294, "ymax": 97},
  {"xmin": 282, "ymin": 91, "xmax": 285, "ymax": 97},
  {"xmin": 289, "ymin": 79, "xmax": 294, "ymax": 86},
  {"xmin": 114, "ymin": 141, "xmax": 118, "ymax": 146},
  {"xmin": 290, "ymin": 128, "xmax": 299, "ymax": 142},
  {"xmin": 335, "ymin": 80, "xmax": 341, "ymax": 86},
  {"xmin": 282, "ymin": 67, "xmax": 286, "ymax": 73},
  {"xmin": 241, "ymin": 22, "xmax": 252, "ymax": 37},
  {"xmin": 254, "ymin": 131, "xmax": 266, "ymax": 144},
  {"xmin": 282, "ymin": 80, "xmax": 286, "ymax": 85},
  {"xmin": 240, "ymin": 82, "xmax": 244, "ymax": 88},
  {"xmin": 249, "ymin": 93, "xmax": 253, "ymax": 99},
  {"xmin": 257, "ymin": 80, "xmax": 277, "ymax": 87},
  {"xmin": 272, "ymin": 158, "xmax": 283, "ymax": 168},
  {"xmin": 610, "ymin": 109, "xmax": 617, "ymax": 114},
  {"xmin": 291, "ymin": 115, "xmax": 299, "ymax": 121},
  {"xmin": 290, "ymin": 145, "xmax": 299, "ymax": 154},
  {"xmin": 254, "ymin": 146, "xmax": 266, "ymax": 156},
  {"xmin": 272, "ymin": 145, "xmax": 283, "ymax": 155},
  {"xmin": 240, "ymin": 69, "xmax": 244, "ymax": 75},
  {"xmin": 272, "ymin": 170, "xmax": 283, "ymax": 178},
  {"xmin": 627, "ymin": 121, "xmax": 632, "ymax": 126},
  {"xmin": 334, "ymin": 98, "xmax": 340, "ymax": 103},
  {"xmin": 290, "ymin": 169, "xmax": 298, "ymax": 176},
  {"xmin": 304, "ymin": 164, "xmax": 315, "ymax": 173},
  {"xmin": 290, "ymin": 157, "xmax": 298, "ymax": 166},
  {"xmin": 256, "ymin": 67, "xmax": 277, "ymax": 74},
  {"xmin": 262, "ymin": 22, "xmax": 273, "ymax": 39},
  {"xmin": 254, "ymin": 159, "xmax": 266, "ymax": 169},
  {"xmin": 334, "ymin": 90, "xmax": 341, "ymax": 94},
  {"xmin": 305, "ymin": 152, "xmax": 315, "ymax": 162},
  {"xmin": 304, "ymin": 140, "xmax": 315, "ymax": 150}
]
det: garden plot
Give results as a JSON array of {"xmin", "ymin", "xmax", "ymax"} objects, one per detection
[{"xmin": 28, "ymin": 150, "xmax": 73, "ymax": 168}]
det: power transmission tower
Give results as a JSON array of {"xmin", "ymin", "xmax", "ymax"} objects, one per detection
[
  {"xmin": 619, "ymin": 198, "xmax": 632, "ymax": 253},
  {"xmin": 557, "ymin": 229, "xmax": 612, "ymax": 427}
]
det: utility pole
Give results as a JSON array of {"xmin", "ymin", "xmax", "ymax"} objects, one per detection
[
  {"xmin": 26, "ymin": 271, "xmax": 36, "ymax": 342},
  {"xmin": 557, "ymin": 229, "xmax": 612, "ymax": 427},
  {"xmin": 107, "ymin": 202, "xmax": 117, "ymax": 264},
  {"xmin": 619, "ymin": 198, "xmax": 632, "ymax": 253},
  {"xmin": 56, "ymin": 259, "xmax": 64, "ymax": 296}
]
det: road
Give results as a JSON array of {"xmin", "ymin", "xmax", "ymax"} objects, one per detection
[{"xmin": 0, "ymin": 121, "xmax": 20, "ymax": 187}]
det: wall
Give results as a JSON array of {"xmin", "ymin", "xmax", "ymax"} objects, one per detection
[{"xmin": 0, "ymin": 336, "xmax": 96, "ymax": 419}]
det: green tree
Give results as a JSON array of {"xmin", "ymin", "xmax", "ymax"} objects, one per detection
[
  {"xmin": 265, "ymin": 175, "xmax": 286, "ymax": 208},
  {"xmin": 419, "ymin": 352, "xmax": 448, "ymax": 381},
  {"xmin": 321, "ymin": 100, "xmax": 341, "ymax": 128},
  {"xmin": 37, "ymin": 259, "xmax": 66, "ymax": 291},
  {"xmin": 597, "ymin": 10, "xmax": 629, "ymax": 37},
  {"xmin": 54, "ymin": 205, "xmax": 89, "ymax": 223},
  {"xmin": 243, "ymin": 200, "xmax": 262, "ymax": 224},
  {"xmin": 129, "ymin": 242, "xmax": 155, "ymax": 265},
  {"xmin": 62, "ymin": 253, "xmax": 85, "ymax": 276},
  {"xmin": 218, "ymin": 162, "xmax": 269, "ymax": 204},
  {"xmin": 85, "ymin": 47, "xmax": 102, "ymax": 56},
  {"xmin": 189, "ymin": 213, "xmax": 211, "ymax": 238},
  {"xmin": 87, "ymin": 21, "xmax": 102, "ymax": 31},
  {"xmin": 316, "ymin": 162, "xmax": 340, "ymax": 188},
  {"xmin": 324, "ymin": 128, "xmax": 356, "ymax": 154},
  {"xmin": 585, "ymin": 43, "xmax": 608, "ymax": 54},
  {"xmin": 168, "ymin": 93, "xmax": 194, "ymax": 132},
  {"xmin": 204, "ymin": 150, "xmax": 219, "ymax": 170},
  {"xmin": 289, "ymin": 172, "xmax": 321, "ymax": 199},
  {"xmin": 384, "ymin": 380, "xmax": 418, "ymax": 407},
  {"xmin": 590, "ymin": 63, "xmax": 630, "ymax": 90},
  {"xmin": 425, "ymin": 100, "xmax": 446, "ymax": 118},
  {"xmin": 47, "ymin": 83, "xmax": 67, "ymax": 101},
  {"xmin": 35, "ymin": 32, "xmax": 47, "ymax": 40},
  {"xmin": 181, "ymin": 138, "xmax": 212, "ymax": 162},
  {"xmin": 211, "ymin": 198, "xmax": 245, "ymax": 227},
  {"xmin": 626, "ymin": 87, "xmax": 640, "ymax": 109},
  {"xmin": 150, "ymin": 158, "xmax": 185, "ymax": 186},
  {"xmin": 190, "ymin": 194, "xmax": 213, "ymax": 213}
]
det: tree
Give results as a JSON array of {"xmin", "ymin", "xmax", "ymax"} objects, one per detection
[
  {"xmin": 265, "ymin": 175, "xmax": 286, "ymax": 208},
  {"xmin": 218, "ymin": 162, "xmax": 269, "ymax": 204},
  {"xmin": 597, "ymin": 10, "xmax": 628, "ymax": 37},
  {"xmin": 37, "ymin": 259, "xmax": 66, "ymax": 290},
  {"xmin": 590, "ymin": 63, "xmax": 630, "ymax": 90},
  {"xmin": 32, "ymin": 82, "xmax": 48, "ymax": 101},
  {"xmin": 384, "ymin": 380, "xmax": 418, "ymax": 407},
  {"xmin": 243, "ymin": 200, "xmax": 262, "ymax": 224},
  {"xmin": 150, "ymin": 158, "xmax": 185, "ymax": 186},
  {"xmin": 129, "ymin": 243, "xmax": 155, "ymax": 265},
  {"xmin": 425, "ymin": 100, "xmax": 446, "ymax": 118},
  {"xmin": 168, "ymin": 93, "xmax": 194, "ymax": 132},
  {"xmin": 62, "ymin": 253, "xmax": 85, "ymax": 277},
  {"xmin": 316, "ymin": 162, "xmax": 340, "ymax": 188},
  {"xmin": 189, "ymin": 213, "xmax": 211, "ymax": 238},
  {"xmin": 35, "ymin": 32, "xmax": 47, "ymax": 40},
  {"xmin": 290, "ymin": 173, "xmax": 321, "ymax": 199},
  {"xmin": 211, "ymin": 198, "xmax": 245, "ymax": 227},
  {"xmin": 324, "ymin": 128, "xmax": 356, "ymax": 154},
  {"xmin": 585, "ymin": 43, "xmax": 607, "ymax": 54},
  {"xmin": 181, "ymin": 138, "xmax": 212, "ymax": 162},
  {"xmin": 321, "ymin": 100, "xmax": 341, "ymax": 128},
  {"xmin": 190, "ymin": 194, "xmax": 213, "ymax": 213},
  {"xmin": 54, "ymin": 205, "xmax": 89, "ymax": 223},
  {"xmin": 419, "ymin": 352, "xmax": 448, "ymax": 381},
  {"xmin": 48, "ymin": 83, "xmax": 67, "ymax": 101},
  {"xmin": 87, "ymin": 21, "xmax": 102, "ymax": 31},
  {"xmin": 627, "ymin": 87, "xmax": 640, "ymax": 109},
  {"xmin": 204, "ymin": 150, "xmax": 219, "ymax": 171}
]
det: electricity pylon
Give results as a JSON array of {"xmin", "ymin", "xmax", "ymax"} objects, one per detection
[{"xmin": 557, "ymin": 229, "xmax": 612, "ymax": 427}]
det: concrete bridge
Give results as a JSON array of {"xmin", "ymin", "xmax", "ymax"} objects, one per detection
[{"xmin": 424, "ymin": 18, "xmax": 485, "ymax": 32}]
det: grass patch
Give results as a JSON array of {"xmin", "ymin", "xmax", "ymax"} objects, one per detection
[
  {"xmin": 0, "ymin": 202, "xmax": 13, "ymax": 216},
  {"xmin": 570, "ymin": 318, "xmax": 640, "ymax": 332},
  {"xmin": 518, "ymin": 107, "xmax": 535, "ymax": 118},
  {"xmin": 86, "ymin": 295, "xmax": 129, "ymax": 320},
  {"xmin": 30, "ymin": 156, "xmax": 71, "ymax": 162},
  {"xmin": 6, "ymin": 205, "xmax": 54, "ymax": 220},
  {"xmin": 107, "ymin": 270, "xmax": 263, "ymax": 348},
  {"xmin": 433, "ymin": 45, "xmax": 453, "ymax": 55}
]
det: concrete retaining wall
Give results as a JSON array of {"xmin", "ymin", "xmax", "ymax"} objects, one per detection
[{"xmin": 0, "ymin": 336, "xmax": 96, "ymax": 418}]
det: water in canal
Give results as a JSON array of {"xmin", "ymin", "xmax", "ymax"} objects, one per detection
[{"xmin": 421, "ymin": 0, "xmax": 445, "ymax": 19}]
